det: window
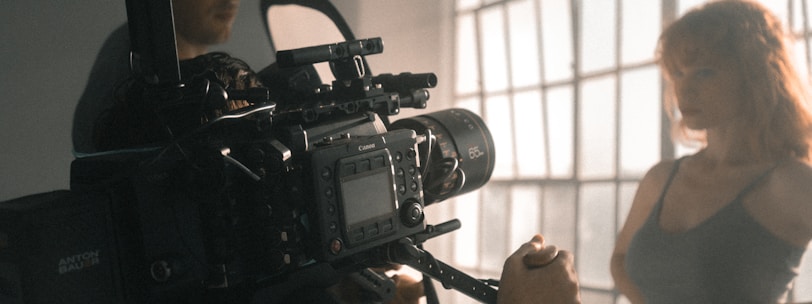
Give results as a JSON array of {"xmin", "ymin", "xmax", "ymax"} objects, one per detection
[{"xmin": 443, "ymin": 0, "xmax": 812, "ymax": 303}]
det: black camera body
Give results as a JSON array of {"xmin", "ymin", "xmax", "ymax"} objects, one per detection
[
  {"xmin": 307, "ymin": 128, "xmax": 425, "ymax": 262},
  {"xmin": 0, "ymin": 39, "xmax": 498, "ymax": 303},
  {"xmin": 0, "ymin": 1, "xmax": 500, "ymax": 302}
]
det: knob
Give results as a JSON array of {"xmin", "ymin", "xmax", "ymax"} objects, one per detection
[{"xmin": 400, "ymin": 199, "xmax": 424, "ymax": 227}]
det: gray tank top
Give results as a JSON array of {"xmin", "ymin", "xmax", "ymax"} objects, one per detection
[{"xmin": 625, "ymin": 158, "xmax": 805, "ymax": 303}]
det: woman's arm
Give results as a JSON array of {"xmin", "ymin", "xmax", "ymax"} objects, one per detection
[{"xmin": 611, "ymin": 160, "xmax": 675, "ymax": 304}]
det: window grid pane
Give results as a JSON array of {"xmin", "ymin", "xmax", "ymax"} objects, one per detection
[
  {"xmin": 543, "ymin": 183, "xmax": 577, "ymax": 251},
  {"xmin": 577, "ymin": 182, "xmax": 617, "ymax": 289},
  {"xmin": 455, "ymin": 13, "xmax": 480, "ymax": 95},
  {"xmin": 507, "ymin": 0, "xmax": 542, "ymax": 88},
  {"xmin": 479, "ymin": 5, "xmax": 509, "ymax": 93},
  {"xmin": 580, "ymin": 0, "xmax": 617, "ymax": 73},
  {"xmin": 513, "ymin": 90, "xmax": 547, "ymax": 177},
  {"xmin": 621, "ymin": 0, "xmax": 661, "ymax": 64},
  {"xmin": 509, "ymin": 185, "xmax": 543, "ymax": 251},
  {"xmin": 480, "ymin": 185, "xmax": 510, "ymax": 272},
  {"xmin": 541, "ymin": 0, "xmax": 574, "ymax": 82},
  {"xmin": 485, "ymin": 94, "xmax": 515, "ymax": 179},
  {"xmin": 578, "ymin": 76, "xmax": 618, "ymax": 180},
  {"xmin": 457, "ymin": 0, "xmax": 482, "ymax": 11},
  {"xmin": 547, "ymin": 86, "xmax": 576, "ymax": 178},
  {"xmin": 620, "ymin": 67, "xmax": 661, "ymax": 177},
  {"xmin": 453, "ymin": 191, "xmax": 481, "ymax": 268}
]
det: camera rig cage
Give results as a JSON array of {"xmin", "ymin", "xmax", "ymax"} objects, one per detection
[{"xmin": 0, "ymin": 0, "xmax": 500, "ymax": 303}]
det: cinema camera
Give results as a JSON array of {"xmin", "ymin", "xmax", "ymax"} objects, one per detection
[{"xmin": 0, "ymin": 2, "xmax": 498, "ymax": 304}]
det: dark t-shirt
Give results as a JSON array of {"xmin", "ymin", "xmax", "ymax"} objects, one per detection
[{"xmin": 625, "ymin": 158, "xmax": 804, "ymax": 303}]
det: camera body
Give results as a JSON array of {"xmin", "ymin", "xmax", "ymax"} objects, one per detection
[
  {"xmin": 206, "ymin": 109, "xmax": 436, "ymax": 282},
  {"xmin": 0, "ymin": 34, "xmax": 499, "ymax": 302},
  {"xmin": 306, "ymin": 128, "xmax": 425, "ymax": 261}
]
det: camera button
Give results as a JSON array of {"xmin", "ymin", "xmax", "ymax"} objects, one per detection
[
  {"xmin": 399, "ymin": 200, "xmax": 424, "ymax": 227},
  {"xmin": 395, "ymin": 152, "xmax": 403, "ymax": 162},
  {"xmin": 407, "ymin": 148, "xmax": 416, "ymax": 160},
  {"xmin": 321, "ymin": 167, "xmax": 332, "ymax": 180},
  {"xmin": 352, "ymin": 229, "xmax": 364, "ymax": 242},
  {"xmin": 150, "ymin": 260, "xmax": 172, "ymax": 282},
  {"xmin": 342, "ymin": 163, "xmax": 356, "ymax": 175},
  {"xmin": 329, "ymin": 239, "xmax": 343, "ymax": 255},
  {"xmin": 358, "ymin": 159, "xmax": 370, "ymax": 171},
  {"xmin": 373, "ymin": 155, "xmax": 385, "ymax": 168},
  {"xmin": 366, "ymin": 223, "xmax": 379, "ymax": 236},
  {"xmin": 324, "ymin": 187, "xmax": 334, "ymax": 198},
  {"xmin": 381, "ymin": 219, "xmax": 393, "ymax": 232},
  {"xmin": 397, "ymin": 168, "xmax": 405, "ymax": 177},
  {"xmin": 398, "ymin": 184, "xmax": 407, "ymax": 194}
]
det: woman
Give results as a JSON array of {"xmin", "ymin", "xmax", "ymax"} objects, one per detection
[{"xmin": 611, "ymin": 1, "xmax": 812, "ymax": 303}]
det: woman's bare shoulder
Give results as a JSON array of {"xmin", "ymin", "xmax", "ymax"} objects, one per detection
[
  {"xmin": 765, "ymin": 158, "xmax": 812, "ymax": 245},
  {"xmin": 614, "ymin": 158, "xmax": 682, "ymax": 252},
  {"xmin": 772, "ymin": 159, "xmax": 812, "ymax": 197},
  {"xmin": 639, "ymin": 158, "xmax": 681, "ymax": 188},
  {"xmin": 630, "ymin": 159, "xmax": 681, "ymax": 214}
]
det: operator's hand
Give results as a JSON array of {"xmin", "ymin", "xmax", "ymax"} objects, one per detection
[
  {"xmin": 374, "ymin": 264, "xmax": 425, "ymax": 304},
  {"xmin": 497, "ymin": 234, "xmax": 581, "ymax": 304},
  {"xmin": 386, "ymin": 271, "xmax": 424, "ymax": 304},
  {"xmin": 329, "ymin": 264, "xmax": 425, "ymax": 304}
]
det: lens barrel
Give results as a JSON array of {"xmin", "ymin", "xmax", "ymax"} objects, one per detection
[{"xmin": 391, "ymin": 108, "xmax": 495, "ymax": 204}]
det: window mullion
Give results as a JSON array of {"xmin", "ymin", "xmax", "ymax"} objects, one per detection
[
  {"xmin": 534, "ymin": 0, "xmax": 553, "ymax": 178},
  {"xmin": 801, "ymin": 0, "xmax": 812, "ymax": 79},
  {"xmin": 570, "ymin": 0, "xmax": 583, "ymax": 281},
  {"xmin": 500, "ymin": 2, "xmax": 520, "ymax": 180}
]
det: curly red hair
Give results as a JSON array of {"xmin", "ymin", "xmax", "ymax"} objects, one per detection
[{"xmin": 658, "ymin": 0, "xmax": 812, "ymax": 160}]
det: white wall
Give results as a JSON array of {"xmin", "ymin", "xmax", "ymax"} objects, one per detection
[{"xmin": 0, "ymin": 2, "xmax": 125, "ymax": 200}]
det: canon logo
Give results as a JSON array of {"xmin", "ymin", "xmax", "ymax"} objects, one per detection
[{"xmin": 358, "ymin": 143, "xmax": 376, "ymax": 151}]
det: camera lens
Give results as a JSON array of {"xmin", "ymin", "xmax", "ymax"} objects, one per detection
[{"xmin": 391, "ymin": 108, "xmax": 495, "ymax": 204}]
